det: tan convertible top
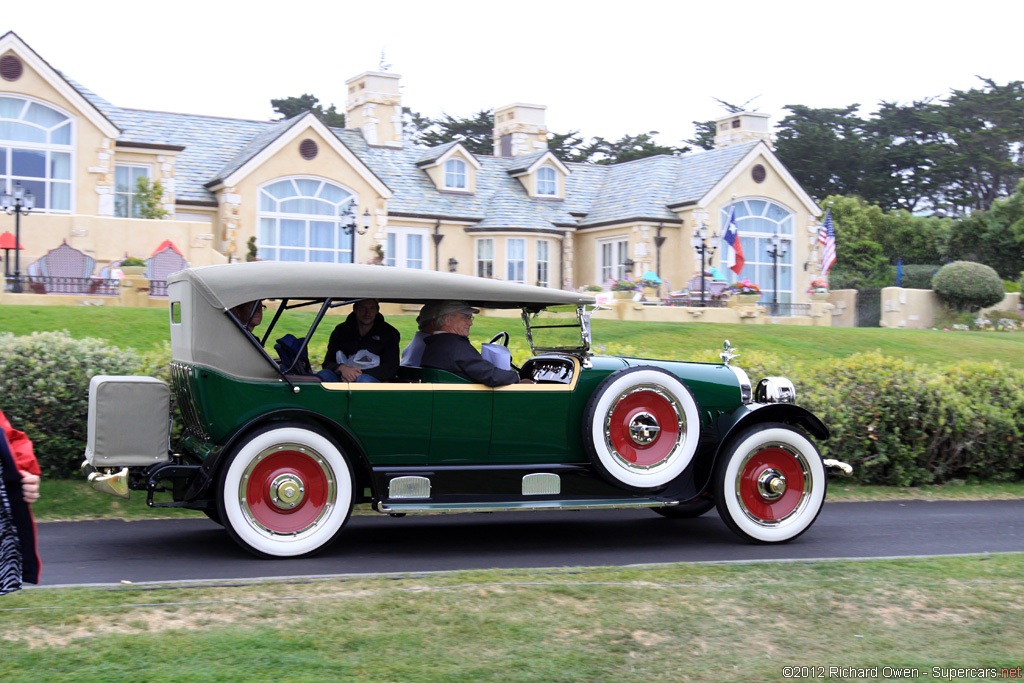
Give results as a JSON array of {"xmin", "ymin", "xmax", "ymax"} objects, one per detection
[
  {"xmin": 167, "ymin": 262, "xmax": 594, "ymax": 381},
  {"xmin": 169, "ymin": 262, "xmax": 595, "ymax": 311}
]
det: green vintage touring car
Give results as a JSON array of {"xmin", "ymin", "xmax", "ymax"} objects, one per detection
[{"xmin": 83, "ymin": 261, "xmax": 849, "ymax": 558}]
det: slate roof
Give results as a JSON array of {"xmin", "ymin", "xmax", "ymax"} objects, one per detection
[{"xmin": 62, "ymin": 77, "xmax": 763, "ymax": 222}]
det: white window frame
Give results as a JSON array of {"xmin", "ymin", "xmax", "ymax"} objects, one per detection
[
  {"xmin": 444, "ymin": 158, "xmax": 468, "ymax": 190},
  {"xmin": 536, "ymin": 165, "xmax": 558, "ymax": 196},
  {"xmin": 257, "ymin": 176, "xmax": 357, "ymax": 263},
  {"xmin": 719, "ymin": 198, "xmax": 795, "ymax": 303},
  {"xmin": 0, "ymin": 95, "xmax": 75, "ymax": 214},
  {"xmin": 536, "ymin": 239, "xmax": 551, "ymax": 287},
  {"xmin": 475, "ymin": 238, "xmax": 494, "ymax": 278},
  {"xmin": 505, "ymin": 237, "xmax": 526, "ymax": 284},
  {"xmin": 114, "ymin": 163, "xmax": 151, "ymax": 218},
  {"xmin": 596, "ymin": 236, "xmax": 629, "ymax": 284},
  {"xmin": 385, "ymin": 226, "xmax": 429, "ymax": 269}
]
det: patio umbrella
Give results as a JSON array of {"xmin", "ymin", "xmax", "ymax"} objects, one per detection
[{"xmin": 0, "ymin": 231, "xmax": 24, "ymax": 279}]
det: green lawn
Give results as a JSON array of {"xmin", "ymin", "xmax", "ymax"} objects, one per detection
[
  {"xmin": 3, "ymin": 304, "xmax": 1023, "ymax": 368},
  {"xmin": 2, "ymin": 555, "xmax": 1022, "ymax": 682}
]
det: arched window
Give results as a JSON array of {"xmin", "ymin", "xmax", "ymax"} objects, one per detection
[
  {"xmin": 0, "ymin": 96, "xmax": 73, "ymax": 213},
  {"xmin": 444, "ymin": 158, "xmax": 467, "ymax": 189},
  {"xmin": 536, "ymin": 165, "xmax": 557, "ymax": 196},
  {"xmin": 258, "ymin": 177, "xmax": 357, "ymax": 263},
  {"xmin": 719, "ymin": 199, "xmax": 794, "ymax": 302}
]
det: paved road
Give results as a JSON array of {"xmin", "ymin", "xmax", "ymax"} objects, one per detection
[{"xmin": 34, "ymin": 499, "xmax": 1024, "ymax": 587}]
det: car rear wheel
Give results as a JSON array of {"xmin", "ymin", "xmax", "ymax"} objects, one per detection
[
  {"xmin": 583, "ymin": 366, "xmax": 701, "ymax": 491},
  {"xmin": 218, "ymin": 424, "xmax": 353, "ymax": 558},
  {"xmin": 714, "ymin": 422, "xmax": 825, "ymax": 544}
]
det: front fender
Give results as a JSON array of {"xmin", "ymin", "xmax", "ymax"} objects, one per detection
[{"xmin": 718, "ymin": 403, "xmax": 829, "ymax": 444}]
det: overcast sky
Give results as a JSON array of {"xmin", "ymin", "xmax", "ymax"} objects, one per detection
[{"xmin": 7, "ymin": 0, "xmax": 1021, "ymax": 147}]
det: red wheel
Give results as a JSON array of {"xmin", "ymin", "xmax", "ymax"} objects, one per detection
[
  {"xmin": 715, "ymin": 423, "xmax": 826, "ymax": 543},
  {"xmin": 583, "ymin": 366, "xmax": 701, "ymax": 490},
  {"xmin": 242, "ymin": 447, "xmax": 335, "ymax": 535},
  {"xmin": 219, "ymin": 425, "xmax": 353, "ymax": 557}
]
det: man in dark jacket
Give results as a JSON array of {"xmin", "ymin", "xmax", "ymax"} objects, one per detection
[
  {"xmin": 421, "ymin": 301, "xmax": 525, "ymax": 387},
  {"xmin": 321, "ymin": 299, "xmax": 400, "ymax": 382}
]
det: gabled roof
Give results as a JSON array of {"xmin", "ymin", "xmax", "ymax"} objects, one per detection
[
  {"xmin": 0, "ymin": 31, "xmax": 119, "ymax": 138},
  {"xmin": 506, "ymin": 150, "xmax": 570, "ymax": 177},
  {"xmin": 15, "ymin": 32, "xmax": 812, "ymax": 227},
  {"xmin": 414, "ymin": 141, "xmax": 481, "ymax": 169}
]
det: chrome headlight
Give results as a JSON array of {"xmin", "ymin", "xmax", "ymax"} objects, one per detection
[
  {"xmin": 727, "ymin": 366, "xmax": 753, "ymax": 404},
  {"xmin": 755, "ymin": 377, "xmax": 796, "ymax": 404}
]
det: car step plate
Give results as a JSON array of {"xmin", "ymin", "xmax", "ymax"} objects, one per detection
[{"xmin": 378, "ymin": 498, "xmax": 673, "ymax": 514}]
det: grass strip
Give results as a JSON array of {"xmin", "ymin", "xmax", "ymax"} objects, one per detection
[{"xmin": 1, "ymin": 555, "xmax": 1022, "ymax": 682}]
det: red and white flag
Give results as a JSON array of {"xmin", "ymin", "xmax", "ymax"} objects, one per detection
[
  {"xmin": 722, "ymin": 208, "xmax": 745, "ymax": 275},
  {"xmin": 820, "ymin": 209, "xmax": 836, "ymax": 277}
]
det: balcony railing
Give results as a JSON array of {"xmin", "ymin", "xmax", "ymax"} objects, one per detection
[{"xmin": 4, "ymin": 275, "xmax": 169, "ymax": 297}]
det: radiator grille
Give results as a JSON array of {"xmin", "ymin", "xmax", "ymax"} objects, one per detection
[{"xmin": 169, "ymin": 362, "xmax": 209, "ymax": 441}]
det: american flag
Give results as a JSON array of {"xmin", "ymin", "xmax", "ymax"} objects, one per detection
[{"xmin": 819, "ymin": 209, "xmax": 836, "ymax": 277}]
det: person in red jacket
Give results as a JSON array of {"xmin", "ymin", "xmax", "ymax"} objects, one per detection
[{"xmin": 1, "ymin": 409, "xmax": 41, "ymax": 595}]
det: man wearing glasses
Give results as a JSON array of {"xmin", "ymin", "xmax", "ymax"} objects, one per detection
[{"xmin": 420, "ymin": 301, "xmax": 527, "ymax": 386}]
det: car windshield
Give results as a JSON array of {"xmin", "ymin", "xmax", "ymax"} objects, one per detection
[{"xmin": 524, "ymin": 305, "xmax": 592, "ymax": 357}]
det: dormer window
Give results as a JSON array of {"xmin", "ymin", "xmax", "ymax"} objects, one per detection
[
  {"xmin": 537, "ymin": 165, "xmax": 558, "ymax": 196},
  {"xmin": 444, "ymin": 159, "xmax": 467, "ymax": 190}
]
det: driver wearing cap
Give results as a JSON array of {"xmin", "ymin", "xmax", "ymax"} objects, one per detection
[{"xmin": 420, "ymin": 301, "xmax": 526, "ymax": 386}]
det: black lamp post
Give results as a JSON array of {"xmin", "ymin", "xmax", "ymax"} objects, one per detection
[
  {"xmin": 1, "ymin": 183, "xmax": 35, "ymax": 294},
  {"xmin": 766, "ymin": 233, "xmax": 788, "ymax": 312},
  {"xmin": 432, "ymin": 220, "xmax": 444, "ymax": 271},
  {"xmin": 690, "ymin": 221, "xmax": 718, "ymax": 307},
  {"xmin": 653, "ymin": 223, "xmax": 666, "ymax": 297}
]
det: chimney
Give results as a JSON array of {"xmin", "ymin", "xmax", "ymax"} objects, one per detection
[
  {"xmin": 713, "ymin": 112, "xmax": 772, "ymax": 148},
  {"xmin": 493, "ymin": 103, "xmax": 548, "ymax": 157},
  {"xmin": 345, "ymin": 71, "xmax": 403, "ymax": 147}
]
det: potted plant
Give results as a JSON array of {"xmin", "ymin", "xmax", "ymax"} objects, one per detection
[
  {"xmin": 807, "ymin": 278, "xmax": 829, "ymax": 301},
  {"xmin": 581, "ymin": 284, "xmax": 604, "ymax": 293},
  {"xmin": 119, "ymin": 256, "xmax": 147, "ymax": 277},
  {"xmin": 727, "ymin": 279, "xmax": 761, "ymax": 304},
  {"xmin": 611, "ymin": 279, "xmax": 637, "ymax": 300}
]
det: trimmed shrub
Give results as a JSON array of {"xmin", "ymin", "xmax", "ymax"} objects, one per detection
[
  {"xmin": 0, "ymin": 331, "xmax": 153, "ymax": 477},
  {"xmin": 932, "ymin": 261, "xmax": 1005, "ymax": 312},
  {"xmin": 899, "ymin": 264, "xmax": 941, "ymax": 289},
  {"xmin": 798, "ymin": 353, "xmax": 1024, "ymax": 485}
]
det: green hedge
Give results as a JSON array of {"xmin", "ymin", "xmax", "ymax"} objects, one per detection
[
  {"xmin": 0, "ymin": 332, "xmax": 159, "ymax": 477},
  {"xmin": 1, "ymin": 333, "xmax": 1022, "ymax": 485}
]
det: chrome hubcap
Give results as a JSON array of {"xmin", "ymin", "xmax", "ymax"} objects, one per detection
[
  {"xmin": 627, "ymin": 411, "xmax": 661, "ymax": 445},
  {"xmin": 757, "ymin": 468, "xmax": 787, "ymax": 500},
  {"xmin": 270, "ymin": 473, "xmax": 305, "ymax": 509}
]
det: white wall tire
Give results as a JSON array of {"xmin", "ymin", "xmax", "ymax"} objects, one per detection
[
  {"xmin": 583, "ymin": 367, "xmax": 701, "ymax": 491},
  {"xmin": 219, "ymin": 425, "xmax": 353, "ymax": 558},
  {"xmin": 714, "ymin": 423, "xmax": 826, "ymax": 544}
]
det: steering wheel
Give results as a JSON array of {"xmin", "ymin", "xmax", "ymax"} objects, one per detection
[{"xmin": 486, "ymin": 331, "xmax": 520, "ymax": 375}]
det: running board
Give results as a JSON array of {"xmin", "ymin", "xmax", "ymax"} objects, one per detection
[{"xmin": 377, "ymin": 498, "xmax": 675, "ymax": 515}]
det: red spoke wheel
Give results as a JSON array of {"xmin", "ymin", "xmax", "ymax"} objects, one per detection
[
  {"xmin": 583, "ymin": 367, "xmax": 700, "ymax": 490},
  {"xmin": 219, "ymin": 425, "xmax": 353, "ymax": 558},
  {"xmin": 715, "ymin": 423, "xmax": 826, "ymax": 544}
]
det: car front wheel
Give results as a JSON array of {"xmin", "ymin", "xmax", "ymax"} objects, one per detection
[
  {"xmin": 218, "ymin": 424, "xmax": 353, "ymax": 558},
  {"xmin": 714, "ymin": 422, "xmax": 826, "ymax": 544}
]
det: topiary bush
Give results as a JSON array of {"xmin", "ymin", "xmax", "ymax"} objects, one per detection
[
  {"xmin": 0, "ymin": 331, "xmax": 155, "ymax": 477},
  {"xmin": 932, "ymin": 261, "xmax": 1005, "ymax": 312}
]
